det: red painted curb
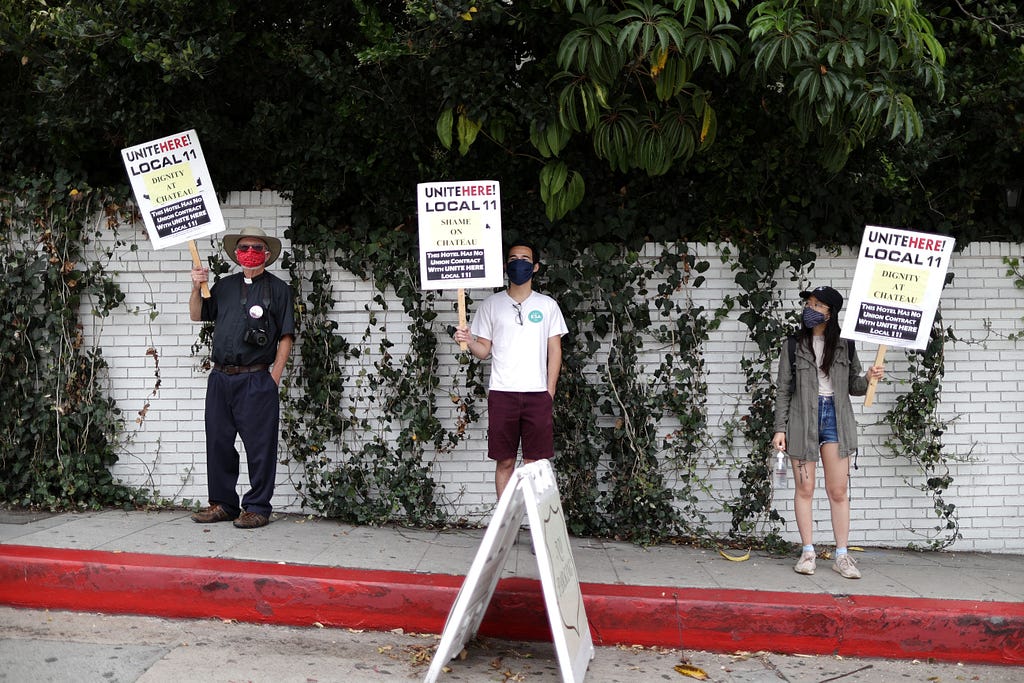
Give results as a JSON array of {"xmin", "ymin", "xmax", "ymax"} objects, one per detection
[
  {"xmin": 1, "ymin": 545, "xmax": 1021, "ymax": 666},
  {"xmin": 0, "ymin": 545, "xmax": 460, "ymax": 634},
  {"xmin": 577, "ymin": 583, "xmax": 1024, "ymax": 665}
]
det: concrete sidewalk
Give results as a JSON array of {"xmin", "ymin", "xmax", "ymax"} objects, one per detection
[{"xmin": 1, "ymin": 509, "xmax": 1021, "ymax": 666}]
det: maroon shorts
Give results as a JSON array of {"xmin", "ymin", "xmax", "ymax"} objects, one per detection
[{"xmin": 486, "ymin": 390, "xmax": 554, "ymax": 461}]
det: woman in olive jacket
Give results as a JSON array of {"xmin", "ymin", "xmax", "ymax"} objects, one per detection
[{"xmin": 773, "ymin": 286, "xmax": 885, "ymax": 580}]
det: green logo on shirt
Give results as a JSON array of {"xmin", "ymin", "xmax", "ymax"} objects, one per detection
[{"xmin": 528, "ymin": 310, "xmax": 543, "ymax": 323}]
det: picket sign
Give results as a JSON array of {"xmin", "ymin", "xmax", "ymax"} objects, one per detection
[{"xmin": 841, "ymin": 225, "xmax": 955, "ymax": 407}]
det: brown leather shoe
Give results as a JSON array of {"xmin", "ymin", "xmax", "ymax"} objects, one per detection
[
  {"xmin": 233, "ymin": 511, "xmax": 270, "ymax": 529},
  {"xmin": 190, "ymin": 504, "xmax": 237, "ymax": 523}
]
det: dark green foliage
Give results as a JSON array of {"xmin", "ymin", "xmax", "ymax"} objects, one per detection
[{"xmin": 2, "ymin": 1, "xmax": 1020, "ymax": 248}]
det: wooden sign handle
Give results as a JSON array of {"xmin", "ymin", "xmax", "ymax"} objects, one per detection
[
  {"xmin": 188, "ymin": 240, "xmax": 211, "ymax": 299},
  {"xmin": 864, "ymin": 344, "xmax": 887, "ymax": 407},
  {"xmin": 458, "ymin": 288, "xmax": 468, "ymax": 351}
]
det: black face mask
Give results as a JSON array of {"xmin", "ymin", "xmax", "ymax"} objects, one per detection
[{"xmin": 507, "ymin": 260, "xmax": 534, "ymax": 285}]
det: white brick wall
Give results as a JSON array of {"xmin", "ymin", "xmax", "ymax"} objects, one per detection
[{"xmin": 85, "ymin": 192, "xmax": 1024, "ymax": 552}]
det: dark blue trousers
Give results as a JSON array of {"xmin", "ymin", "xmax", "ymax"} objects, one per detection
[{"xmin": 204, "ymin": 370, "xmax": 280, "ymax": 517}]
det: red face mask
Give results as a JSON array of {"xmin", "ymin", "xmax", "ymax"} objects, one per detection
[{"xmin": 235, "ymin": 246, "xmax": 267, "ymax": 269}]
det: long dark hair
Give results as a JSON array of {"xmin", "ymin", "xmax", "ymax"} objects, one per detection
[{"xmin": 797, "ymin": 304, "xmax": 842, "ymax": 375}]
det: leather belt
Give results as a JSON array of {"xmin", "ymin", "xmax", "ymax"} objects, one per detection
[{"xmin": 213, "ymin": 363, "xmax": 269, "ymax": 375}]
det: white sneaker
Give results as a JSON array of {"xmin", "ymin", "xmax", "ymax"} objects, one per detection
[
  {"xmin": 794, "ymin": 550, "xmax": 816, "ymax": 575},
  {"xmin": 832, "ymin": 553, "xmax": 862, "ymax": 579}
]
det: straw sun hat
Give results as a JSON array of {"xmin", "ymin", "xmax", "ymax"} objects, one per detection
[{"xmin": 222, "ymin": 226, "xmax": 282, "ymax": 267}]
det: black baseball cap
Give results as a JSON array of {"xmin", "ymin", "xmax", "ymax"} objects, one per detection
[{"xmin": 800, "ymin": 285, "xmax": 843, "ymax": 313}]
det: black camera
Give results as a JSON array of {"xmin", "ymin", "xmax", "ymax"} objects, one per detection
[{"xmin": 244, "ymin": 324, "xmax": 269, "ymax": 347}]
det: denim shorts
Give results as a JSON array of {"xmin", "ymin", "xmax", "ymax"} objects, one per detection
[{"xmin": 818, "ymin": 395, "xmax": 838, "ymax": 446}]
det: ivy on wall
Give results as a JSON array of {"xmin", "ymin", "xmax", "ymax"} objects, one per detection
[
  {"xmin": 0, "ymin": 178, "xmax": 977, "ymax": 552},
  {"xmin": 719, "ymin": 247, "xmax": 794, "ymax": 546},
  {"xmin": 1005, "ymin": 256, "xmax": 1024, "ymax": 341},
  {"xmin": 276, "ymin": 232, "xmax": 972, "ymax": 551},
  {"xmin": 0, "ymin": 174, "xmax": 148, "ymax": 510},
  {"xmin": 280, "ymin": 232, "xmax": 461, "ymax": 526},
  {"xmin": 543, "ymin": 243, "xmax": 713, "ymax": 545},
  {"xmin": 883, "ymin": 310, "xmax": 962, "ymax": 549},
  {"xmin": 163, "ymin": 214, "xmax": 973, "ymax": 550}
]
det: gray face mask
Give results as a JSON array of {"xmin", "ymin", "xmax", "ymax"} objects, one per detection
[{"xmin": 802, "ymin": 308, "xmax": 828, "ymax": 328}]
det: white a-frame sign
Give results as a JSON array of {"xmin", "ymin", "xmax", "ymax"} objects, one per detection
[{"xmin": 424, "ymin": 459, "xmax": 594, "ymax": 683}]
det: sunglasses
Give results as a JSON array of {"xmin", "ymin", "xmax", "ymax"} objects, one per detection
[
  {"xmin": 512, "ymin": 303, "xmax": 523, "ymax": 325},
  {"xmin": 236, "ymin": 244, "xmax": 267, "ymax": 253}
]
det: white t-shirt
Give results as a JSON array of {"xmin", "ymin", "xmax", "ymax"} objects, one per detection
[
  {"xmin": 471, "ymin": 290, "xmax": 568, "ymax": 392},
  {"xmin": 812, "ymin": 335, "xmax": 835, "ymax": 397}
]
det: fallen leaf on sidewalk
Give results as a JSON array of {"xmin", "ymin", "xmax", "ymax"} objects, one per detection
[
  {"xmin": 718, "ymin": 548, "xmax": 750, "ymax": 562},
  {"xmin": 673, "ymin": 663, "xmax": 709, "ymax": 679},
  {"xmin": 406, "ymin": 644, "xmax": 432, "ymax": 664}
]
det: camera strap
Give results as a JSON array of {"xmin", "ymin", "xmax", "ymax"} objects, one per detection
[{"xmin": 240, "ymin": 279, "xmax": 271, "ymax": 312}]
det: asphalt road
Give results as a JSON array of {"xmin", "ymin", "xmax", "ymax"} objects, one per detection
[{"xmin": 1, "ymin": 607, "xmax": 1018, "ymax": 683}]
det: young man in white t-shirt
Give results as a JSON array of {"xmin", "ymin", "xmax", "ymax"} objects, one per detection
[{"xmin": 453, "ymin": 240, "xmax": 569, "ymax": 498}]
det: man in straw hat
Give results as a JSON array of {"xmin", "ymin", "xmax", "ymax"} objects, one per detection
[{"xmin": 188, "ymin": 227, "xmax": 295, "ymax": 529}]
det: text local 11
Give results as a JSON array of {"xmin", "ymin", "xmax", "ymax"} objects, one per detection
[
  {"xmin": 424, "ymin": 199, "xmax": 497, "ymax": 212},
  {"xmin": 862, "ymin": 247, "xmax": 945, "ymax": 267}
]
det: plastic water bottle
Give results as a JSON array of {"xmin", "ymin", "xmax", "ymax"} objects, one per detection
[{"xmin": 775, "ymin": 450, "xmax": 788, "ymax": 487}]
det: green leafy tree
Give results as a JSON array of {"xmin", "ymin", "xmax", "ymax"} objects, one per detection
[
  {"xmin": 3, "ymin": 0, "xmax": 1019, "ymax": 245},
  {"xmin": 422, "ymin": 0, "xmax": 946, "ymax": 218},
  {"xmin": 866, "ymin": 0, "xmax": 1024, "ymax": 238}
]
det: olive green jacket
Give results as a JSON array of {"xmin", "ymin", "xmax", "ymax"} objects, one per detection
[{"xmin": 773, "ymin": 336, "xmax": 868, "ymax": 461}]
